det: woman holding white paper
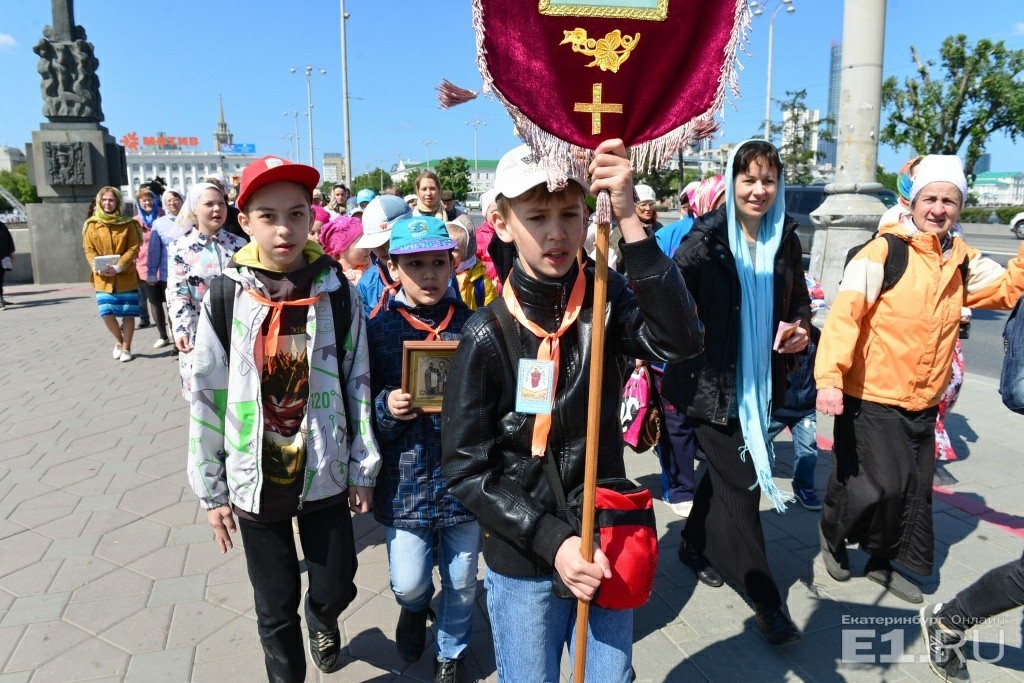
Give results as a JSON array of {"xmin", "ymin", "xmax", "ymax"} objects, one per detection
[
  {"xmin": 82, "ymin": 186, "xmax": 142, "ymax": 362},
  {"xmin": 661, "ymin": 140, "xmax": 811, "ymax": 645}
]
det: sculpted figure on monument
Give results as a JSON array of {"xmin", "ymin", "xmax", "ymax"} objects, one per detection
[{"xmin": 32, "ymin": 0, "xmax": 104, "ymax": 122}]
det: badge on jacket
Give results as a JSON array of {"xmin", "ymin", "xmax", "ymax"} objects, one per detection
[{"xmin": 515, "ymin": 359, "xmax": 555, "ymax": 414}]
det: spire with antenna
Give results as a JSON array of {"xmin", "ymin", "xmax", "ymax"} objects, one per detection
[{"xmin": 213, "ymin": 94, "xmax": 234, "ymax": 149}]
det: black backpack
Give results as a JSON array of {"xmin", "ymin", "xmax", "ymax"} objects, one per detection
[
  {"xmin": 1000, "ymin": 296, "xmax": 1024, "ymax": 414},
  {"xmin": 845, "ymin": 233, "xmax": 969, "ymax": 294},
  {"xmin": 207, "ymin": 274, "xmax": 352, "ymax": 363}
]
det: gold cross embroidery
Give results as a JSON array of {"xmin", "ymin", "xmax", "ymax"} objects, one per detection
[{"xmin": 574, "ymin": 84, "xmax": 623, "ymax": 135}]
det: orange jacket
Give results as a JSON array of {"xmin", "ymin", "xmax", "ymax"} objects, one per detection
[{"xmin": 815, "ymin": 217, "xmax": 1024, "ymax": 410}]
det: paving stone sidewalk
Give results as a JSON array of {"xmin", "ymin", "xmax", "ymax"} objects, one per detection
[{"xmin": 1, "ymin": 283, "xmax": 1022, "ymax": 682}]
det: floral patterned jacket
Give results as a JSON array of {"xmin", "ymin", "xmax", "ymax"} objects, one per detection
[
  {"xmin": 168, "ymin": 228, "xmax": 248, "ymax": 345},
  {"xmin": 167, "ymin": 228, "xmax": 247, "ymax": 398}
]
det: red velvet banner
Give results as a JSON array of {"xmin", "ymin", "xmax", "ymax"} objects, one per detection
[{"xmin": 474, "ymin": 0, "xmax": 747, "ymax": 168}]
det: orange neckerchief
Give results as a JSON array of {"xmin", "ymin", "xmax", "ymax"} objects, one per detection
[
  {"xmin": 247, "ymin": 289, "xmax": 320, "ymax": 357},
  {"xmin": 398, "ymin": 305, "xmax": 455, "ymax": 340},
  {"xmin": 502, "ymin": 267, "xmax": 587, "ymax": 457},
  {"xmin": 369, "ymin": 263, "xmax": 401, "ymax": 319}
]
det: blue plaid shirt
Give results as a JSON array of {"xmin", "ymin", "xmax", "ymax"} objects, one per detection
[{"xmin": 367, "ymin": 289, "xmax": 476, "ymax": 528}]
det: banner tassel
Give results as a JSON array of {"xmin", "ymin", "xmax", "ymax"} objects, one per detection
[{"xmin": 436, "ymin": 79, "xmax": 479, "ymax": 109}]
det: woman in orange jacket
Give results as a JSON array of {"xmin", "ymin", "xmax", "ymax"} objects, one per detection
[{"xmin": 815, "ymin": 155, "xmax": 1024, "ymax": 603}]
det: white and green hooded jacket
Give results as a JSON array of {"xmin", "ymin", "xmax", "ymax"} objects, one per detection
[{"xmin": 186, "ymin": 242, "xmax": 381, "ymax": 513}]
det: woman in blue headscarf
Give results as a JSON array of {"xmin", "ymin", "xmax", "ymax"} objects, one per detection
[{"xmin": 661, "ymin": 140, "xmax": 812, "ymax": 645}]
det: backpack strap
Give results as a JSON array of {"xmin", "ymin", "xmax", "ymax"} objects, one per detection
[
  {"xmin": 879, "ymin": 233, "xmax": 908, "ymax": 293},
  {"xmin": 490, "ymin": 297, "xmax": 568, "ymax": 512},
  {"xmin": 209, "ymin": 274, "xmax": 236, "ymax": 355},
  {"xmin": 328, "ymin": 277, "xmax": 355, "ymax": 446}
]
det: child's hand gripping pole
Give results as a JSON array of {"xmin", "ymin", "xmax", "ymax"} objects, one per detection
[{"xmin": 573, "ymin": 189, "xmax": 612, "ymax": 682}]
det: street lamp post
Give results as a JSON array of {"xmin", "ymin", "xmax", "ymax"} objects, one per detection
[
  {"xmin": 284, "ymin": 111, "xmax": 301, "ymax": 162},
  {"xmin": 751, "ymin": 0, "xmax": 795, "ymax": 143},
  {"xmin": 466, "ymin": 120, "xmax": 486, "ymax": 191},
  {"xmin": 376, "ymin": 157, "xmax": 387, "ymax": 192},
  {"xmin": 291, "ymin": 65, "xmax": 327, "ymax": 169},
  {"xmin": 281, "ymin": 134, "xmax": 295, "ymax": 161},
  {"xmin": 340, "ymin": 1, "xmax": 353, "ymax": 186},
  {"xmin": 421, "ymin": 140, "xmax": 436, "ymax": 173}
]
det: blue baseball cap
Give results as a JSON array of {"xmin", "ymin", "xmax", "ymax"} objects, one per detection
[
  {"xmin": 389, "ymin": 217, "xmax": 458, "ymax": 255},
  {"xmin": 356, "ymin": 188, "xmax": 376, "ymax": 204}
]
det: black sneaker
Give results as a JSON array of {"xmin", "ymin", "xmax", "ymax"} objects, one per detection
[
  {"xmin": 306, "ymin": 624, "xmax": 341, "ymax": 672},
  {"xmin": 920, "ymin": 603, "xmax": 971, "ymax": 682},
  {"xmin": 433, "ymin": 657, "xmax": 463, "ymax": 683},
  {"xmin": 753, "ymin": 603, "xmax": 801, "ymax": 645},
  {"xmin": 865, "ymin": 556, "xmax": 923, "ymax": 604},
  {"xmin": 396, "ymin": 606, "xmax": 435, "ymax": 662},
  {"xmin": 819, "ymin": 525, "xmax": 851, "ymax": 581}
]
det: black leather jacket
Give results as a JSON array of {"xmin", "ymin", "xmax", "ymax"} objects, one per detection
[
  {"xmin": 660, "ymin": 206, "xmax": 812, "ymax": 424},
  {"xmin": 441, "ymin": 237, "xmax": 703, "ymax": 577}
]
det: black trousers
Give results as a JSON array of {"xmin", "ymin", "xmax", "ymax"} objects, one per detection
[
  {"xmin": 139, "ymin": 281, "xmax": 169, "ymax": 340},
  {"xmin": 682, "ymin": 419, "xmax": 782, "ymax": 609},
  {"xmin": 940, "ymin": 551, "xmax": 1024, "ymax": 630},
  {"xmin": 237, "ymin": 503, "xmax": 358, "ymax": 683},
  {"xmin": 821, "ymin": 396, "xmax": 937, "ymax": 575}
]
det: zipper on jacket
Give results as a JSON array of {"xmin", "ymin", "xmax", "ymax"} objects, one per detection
[{"xmin": 297, "ymin": 467, "xmax": 316, "ymax": 510}]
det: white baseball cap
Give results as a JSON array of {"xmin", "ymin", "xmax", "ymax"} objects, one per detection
[
  {"xmin": 493, "ymin": 144, "xmax": 588, "ymax": 199},
  {"xmin": 635, "ymin": 184, "xmax": 657, "ymax": 203},
  {"xmin": 480, "ymin": 188, "xmax": 499, "ymax": 213},
  {"xmin": 354, "ymin": 195, "xmax": 413, "ymax": 249}
]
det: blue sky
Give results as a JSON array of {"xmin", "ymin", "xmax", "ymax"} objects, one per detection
[{"xmin": 1, "ymin": 0, "xmax": 1022, "ymax": 177}]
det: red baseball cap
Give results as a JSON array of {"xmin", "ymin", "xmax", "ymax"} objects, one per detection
[{"xmin": 236, "ymin": 156, "xmax": 320, "ymax": 211}]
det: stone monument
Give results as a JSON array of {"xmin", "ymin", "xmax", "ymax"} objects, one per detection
[{"xmin": 24, "ymin": 0, "xmax": 127, "ymax": 284}]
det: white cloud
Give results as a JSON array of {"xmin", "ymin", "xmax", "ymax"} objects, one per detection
[
  {"xmin": 0, "ymin": 34, "xmax": 16, "ymax": 49},
  {"xmin": 1015, "ymin": 22, "xmax": 1024, "ymax": 35}
]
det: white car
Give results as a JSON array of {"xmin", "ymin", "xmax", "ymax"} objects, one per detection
[{"xmin": 1011, "ymin": 211, "xmax": 1024, "ymax": 239}]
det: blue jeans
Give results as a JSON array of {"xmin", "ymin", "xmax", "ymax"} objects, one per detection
[
  {"xmin": 384, "ymin": 521, "xmax": 481, "ymax": 662},
  {"xmin": 485, "ymin": 569, "xmax": 633, "ymax": 683},
  {"xmin": 768, "ymin": 407, "xmax": 818, "ymax": 492}
]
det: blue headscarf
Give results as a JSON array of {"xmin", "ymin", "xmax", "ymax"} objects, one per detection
[{"xmin": 725, "ymin": 139, "xmax": 792, "ymax": 512}]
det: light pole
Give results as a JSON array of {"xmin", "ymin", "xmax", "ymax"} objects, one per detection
[
  {"xmin": 291, "ymin": 65, "xmax": 327, "ymax": 169},
  {"xmin": 284, "ymin": 111, "xmax": 301, "ymax": 162},
  {"xmin": 750, "ymin": 0, "xmax": 795, "ymax": 143},
  {"xmin": 281, "ymin": 134, "xmax": 295, "ymax": 161},
  {"xmin": 376, "ymin": 157, "xmax": 387, "ymax": 192},
  {"xmin": 466, "ymin": 120, "xmax": 486, "ymax": 191},
  {"xmin": 340, "ymin": 1, "xmax": 353, "ymax": 186},
  {"xmin": 421, "ymin": 140, "xmax": 435, "ymax": 173}
]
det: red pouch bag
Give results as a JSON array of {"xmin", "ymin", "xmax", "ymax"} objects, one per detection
[{"xmin": 565, "ymin": 478, "xmax": 658, "ymax": 610}]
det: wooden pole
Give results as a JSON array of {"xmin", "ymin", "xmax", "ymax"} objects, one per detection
[{"xmin": 573, "ymin": 194, "xmax": 610, "ymax": 682}]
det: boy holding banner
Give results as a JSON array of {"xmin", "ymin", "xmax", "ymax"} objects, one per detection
[{"xmin": 441, "ymin": 140, "xmax": 703, "ymax": 680}]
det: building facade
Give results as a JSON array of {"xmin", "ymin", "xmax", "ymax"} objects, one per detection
[
  {"xmin": 971, "ymin": 171, "xmax": 1024, "ymax": 206},
  {"xmin": 0, "ymin": 146, "xmax": 26, "ymax": 173},
  {"xmin": 323, "ymin": 153, "xmax": 344, "ymax": 184},
  {"xmin": 391, "ymin": 159, "xmax": 500, "ymax": 193}
]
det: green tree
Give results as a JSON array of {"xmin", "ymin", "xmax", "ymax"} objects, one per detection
[
  {"xmin": 881, "ymin": 35, "xmax": 1024, "ymax": 177},
  {"xmin": 396, "ymin": 174, "xmax": 418, "ymax": 197},
  {"xmin": 318, "ymin": 181, "xmax": 334, "ymax": 197},
  {"xmin": 773, "ymin": 89, "xmax": 834, "ymax": 185},
  {"xmin": 435, "ymin": 157, "xmax": 471, "ymax": 199},
  {"xmin": 877, "ymin": 165, "xmax": 898, "ymax": 193},
  {"xmin": 635, "ymin": 167, "xmax": 677, "ymax": 202},
  {"xmin": 0, "ymin": 164, "xmax": 39, "ymax": 209},
  {"xmin": 350, "ymin": 168, "xmax": 393, "ymax": 195}
]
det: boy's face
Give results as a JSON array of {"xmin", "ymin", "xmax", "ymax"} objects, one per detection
[
  {"xmin": 492, "ymin": 188, "xmax": 584, "ymax": 280},
  {"xmin": 238, "ymin": 182, "xmax": 313, "ymax": 272},
  {"xmin": 388, "ymin": 250, "xmax": 452, "ymax": 307}
]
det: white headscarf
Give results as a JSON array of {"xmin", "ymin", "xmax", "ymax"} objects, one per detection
[{"xmin": 175, "ymin": 183, "xmax": 222, "ymax": 234}]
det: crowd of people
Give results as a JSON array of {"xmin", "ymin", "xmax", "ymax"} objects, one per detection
[{"xmin": 72, "ymin": 136, "xmax": 1024, "ymax": 682}]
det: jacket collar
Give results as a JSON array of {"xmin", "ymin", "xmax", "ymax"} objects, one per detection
[
  {"xmin": 509, "ymin": 258, "xmax": 579, "ymax": 309},
  {"xmin": 692, "ymin": 206, "xmax": 798, "ymax": 248}
]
